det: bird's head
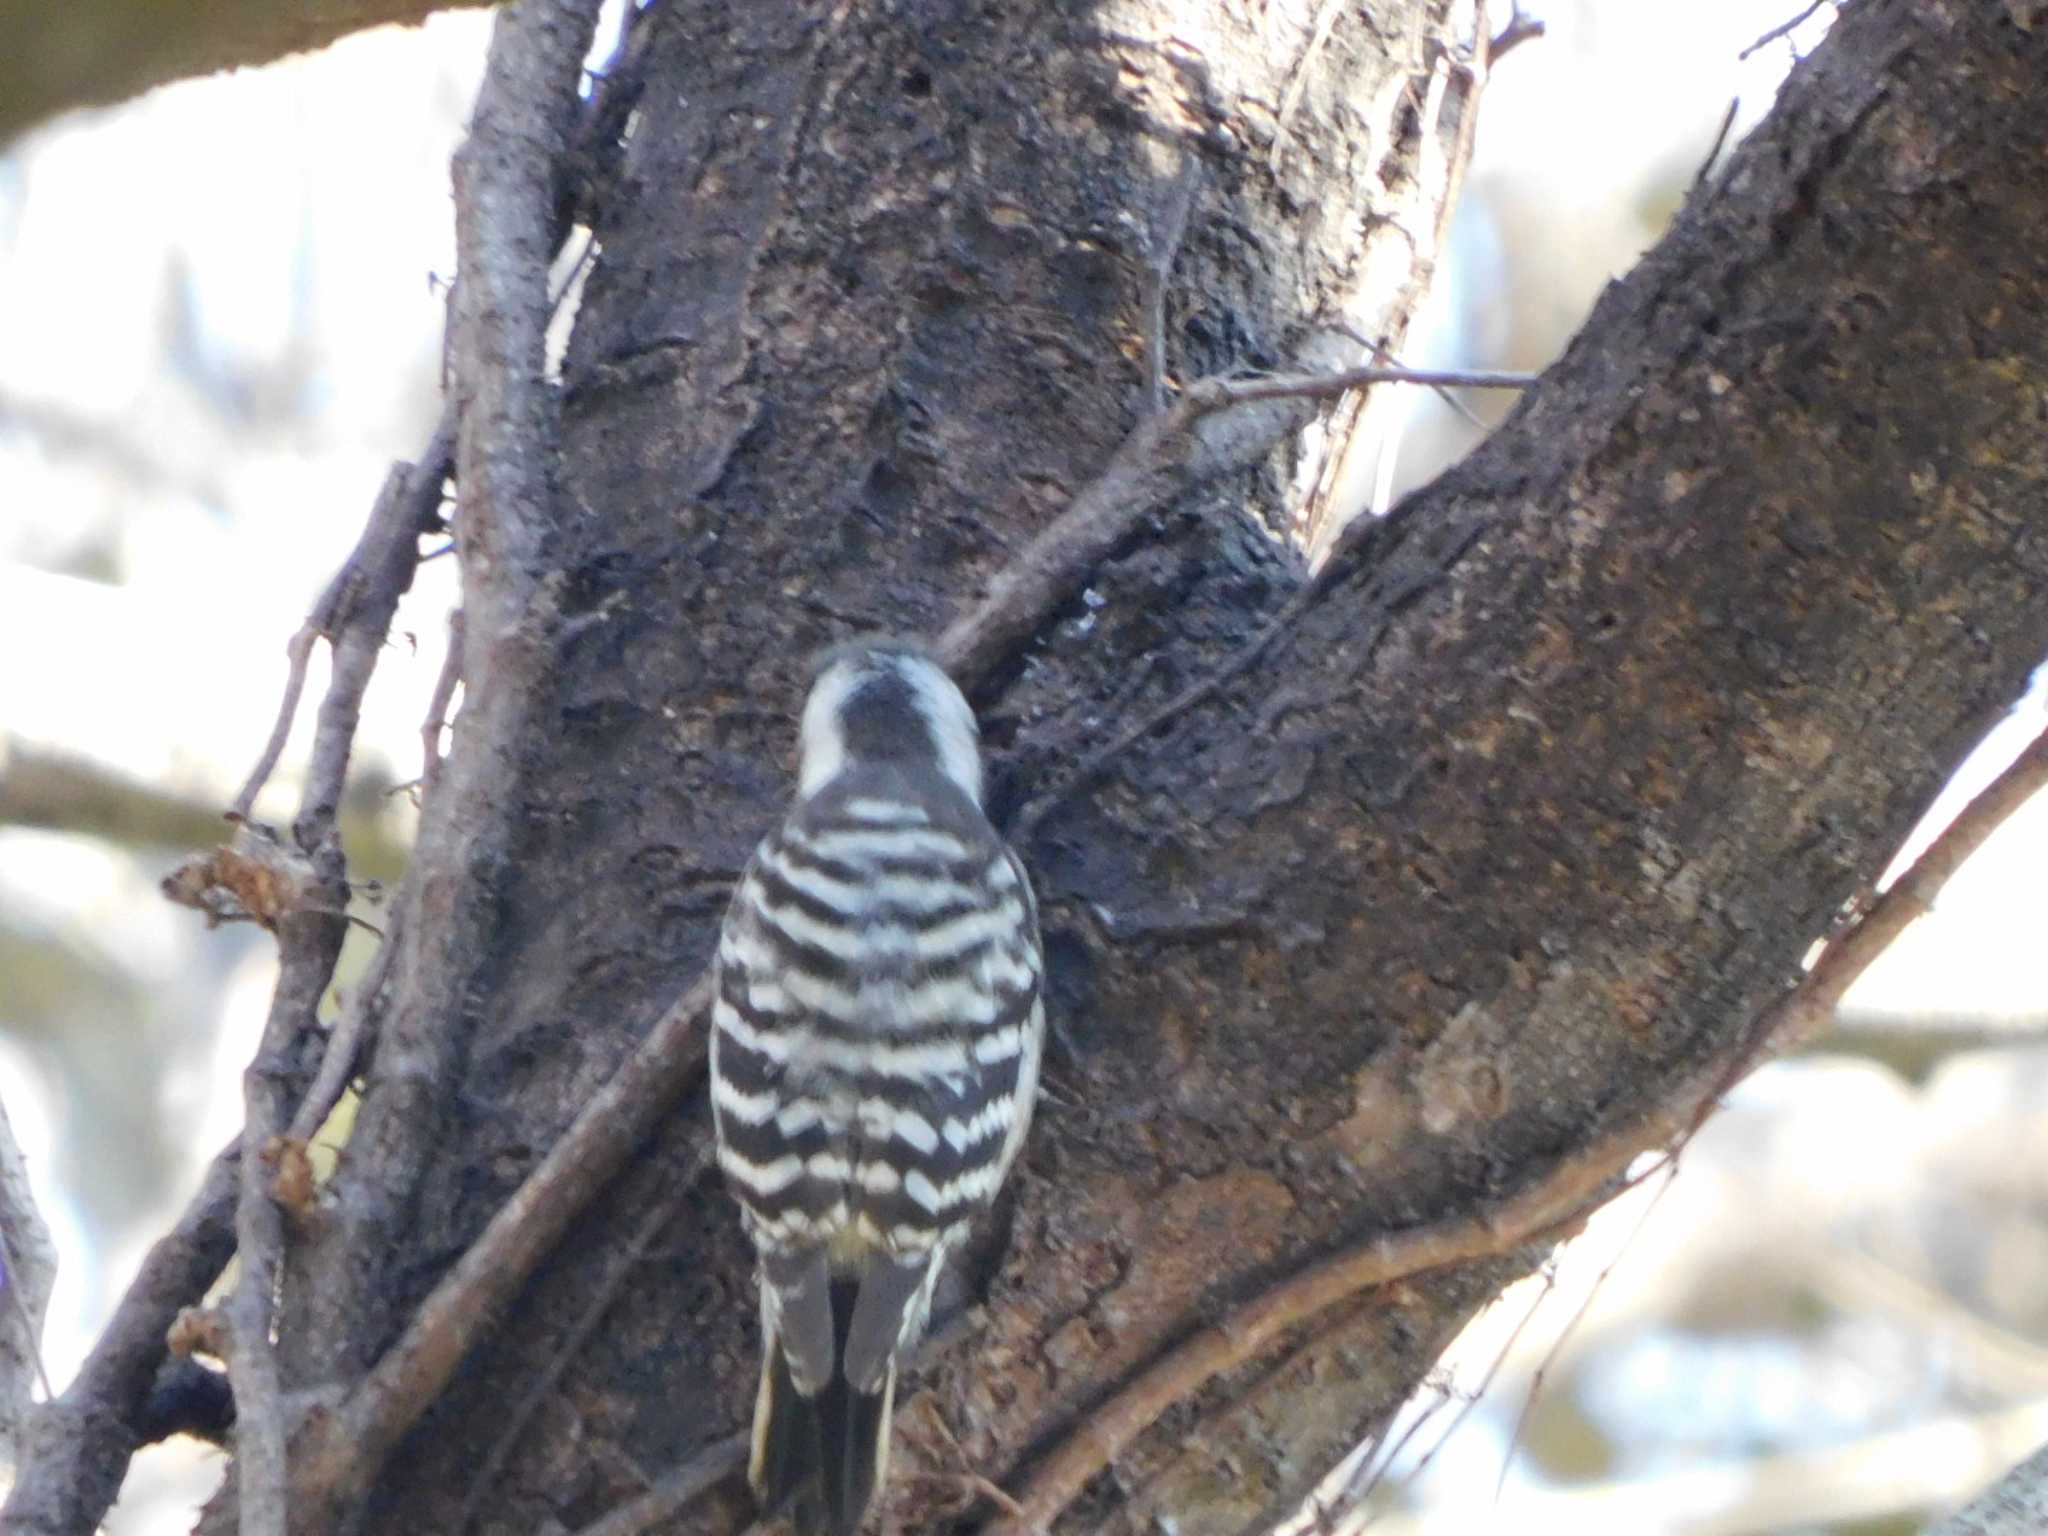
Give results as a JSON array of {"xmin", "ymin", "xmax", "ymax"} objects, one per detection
[{"xmin": 797, "ymin": 640, "xmax": 982, "ymax": 805}]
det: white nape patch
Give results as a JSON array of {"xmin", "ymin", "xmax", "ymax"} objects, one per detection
[
  {"xmin": 843, "ymin": 797, "xmax": 931, "ymax": 826},
  {"xmin": 797, "ymin": 657, "xmax": 865, "ymax": 796},
  {"xmin": 795, "ymin": 648, "xmax": 984, "ymax": 802},
  {"xmin": 894, "ymin": 652, "xmax": 984, "ymax": 805}
]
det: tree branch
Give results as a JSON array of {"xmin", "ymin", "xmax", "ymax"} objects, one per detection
[
  {"xmin": 3, "ymin": 1144, "xmax": 239, "ymax": 1534},
  {"xmin": 277, "ymin": 2, "xmax": 603, "ymax": 1527},
  {"xmin": 0, "ymin": 393, "xmax": 451, "ymax": 1536},
  {"xmin": 0, "ymin": 0, "xmax": 496, "ymax": 149},
  {"xmin": 227, "ymin": 439, "xmax": 441, "ymax": 1535}
]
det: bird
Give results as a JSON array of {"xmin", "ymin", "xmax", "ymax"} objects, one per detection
[{"xmin": 709, "ymin": 639, "xmax": 1045, "ymax": 1536}]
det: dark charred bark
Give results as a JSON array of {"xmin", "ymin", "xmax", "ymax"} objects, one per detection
[{"xmin": 21, "ymin": 1, "xmax": 2048, "ymax": 1534}]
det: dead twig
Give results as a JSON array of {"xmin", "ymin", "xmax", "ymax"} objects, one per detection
[
  {"xmin": 1189, "ymin": 365, "xmax": 1534, "ymax": 409},
  {"xmin": 420, "ymin": 608, "xmax": 466, "ymax": 792},
  {"xmin": 984, "ymin": 716, "xmax": 2048, "ymax": 1536},
  {"xmin": 1740, "ymin": 0, "xmax": 1832, "ymax": 62},
  {"xmin": 277, "ymin": 7, "xmax": 606, "ymax": 1530},
  {"xmin": 936, "ymin": 362, "xmax": 1531, "ymax": 692},
  {"xmin": 1488, "ymin": 4, "xmax": 1545, "ymax": 63},
  {"xmin": 228, "ymin": 624, "xmax": 318, "ymax": 825},
  {"xmin": 227, "ymin": 413, "xmax": 452, "ymax": 826},
  {"xmin": 1140, "ymin": 154, "xmax": 1201, "ymax": 415},
  {"xmin": 1693, "ymin": 97, "xmax": 1742, "ymax": 192},
  {"xmin": 229, "ymin": 436, "xmax": 444, "ymax": 1536}
]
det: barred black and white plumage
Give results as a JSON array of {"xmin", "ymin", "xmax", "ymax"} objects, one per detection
[{"xmin": 710, "ymin": 640, "xmax": 1044, "ymax": 1536}]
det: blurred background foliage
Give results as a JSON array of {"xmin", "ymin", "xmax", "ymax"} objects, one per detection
[{"xmin": 0, "ymin": 3, "xmax": 2043, "ymax": 1532}]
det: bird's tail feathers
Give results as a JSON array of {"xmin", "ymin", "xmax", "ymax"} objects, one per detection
[{"xmin": 750, "ymin": 1298, "xmax": 895, "ymax": 1536}]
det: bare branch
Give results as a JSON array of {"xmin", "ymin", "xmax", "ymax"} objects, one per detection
[
  {"xmin": 1740, "ymin": 0, "xmax": 1833, "ymax": 62},
  {"xmin": 936, "ymin": 363, "xmax": 1529, "ymax": 692},
  {"xmin": 1189, "ymin": 364, "xmax": 1536, "ymax": 408},
  {"xmin": 228, "ymin": 410, "xmax": 454, "ymax": 825},
  {"xmin": 226, "ymin": 435, "xmax": 444, "ymax": 1535},
  {"xmin": 420, "ymin": 608, "xmax": 466, "ymax": 793},
  {"xmin": 2, "ymin": 1144, "xmax": 239, "ymax": 1535},
  {"xmin": 277, "ymin": 3, "xmax": 604, "ymax": 1527}
]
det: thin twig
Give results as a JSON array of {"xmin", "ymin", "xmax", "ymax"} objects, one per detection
[
  {"xmin": 420, "ymin": 608, "xmax": 466, "ymax": 793},
  {"xmin": 1, "ymin": 413, "xmax": 442, "ymax": 1528},
  {"xmin": 1488, "ymin": 5, "xmax": 1546, "ymax": 63},
  {"xmin": 226, "ymin": 413, "xmax": 452, "ymax": 827},
  {"xmin": 1013, "ymin": 583, "xmax": 1311, "ymax": 844},
  {"xmin": 284, "ymin": 910, "xmax": 401, "ymax": 1147},
  {"xmin": 1269, "ymin": 0, "xmax": 1349, "ymax": 174},
  {"xmin": 1140, "ymin": 154, "xmax": 1201, "ymax": 415},
  {"xmin": 564, "ymin": 1433, "xmax": 750, "ymax": 1536},
  {"xmin": 1191, "ymin": 365, "xmax": 1535, "ymax": 407},
  {"xmin": 230, "ymin": 436, "xmax": 442, "ymax": 1536},
  {"xmin": 1492, "ymin": 1164, "xmax": 1677, "ymax": 1505},
  {"xmin": 281, "ymin": 6, "xmax": 604, "ymax": 1530},
  {"xmin": 1693, "ymin": 97, "xmax": 1741, "ymax": 192},
  {"xmin": 1740, "ymin": 0, "xmax": 1832, "ymax": 62},
  {"xmin": 229, "ymin": 623, "xmax": 320, "ymax": 824},
  {"xmin": 935, "ymin": 362, "xmax": 1530, "ymax": 692},
  {"xmin": 984, "ymin": 716, "xmax": 2048, "ymax": 1536},
  {"xmin": 456, "ymin": 1157, "xmax": 703, "ymax": 1536}
]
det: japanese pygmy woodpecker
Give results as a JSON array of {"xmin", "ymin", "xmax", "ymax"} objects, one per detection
[{"xmin": 710, "ymin": 640, "xmax": 1045, "ymax": 1536}]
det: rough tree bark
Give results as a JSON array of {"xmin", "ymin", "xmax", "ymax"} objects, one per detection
[{"xmin": 12, "ymin": 1, "xmax": 2048, "ymax": 1534}]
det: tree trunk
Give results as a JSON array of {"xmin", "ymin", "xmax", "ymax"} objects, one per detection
[{"xmin": 17, "ymin": 1, "xmax": 2048, "ymax": 1533}]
